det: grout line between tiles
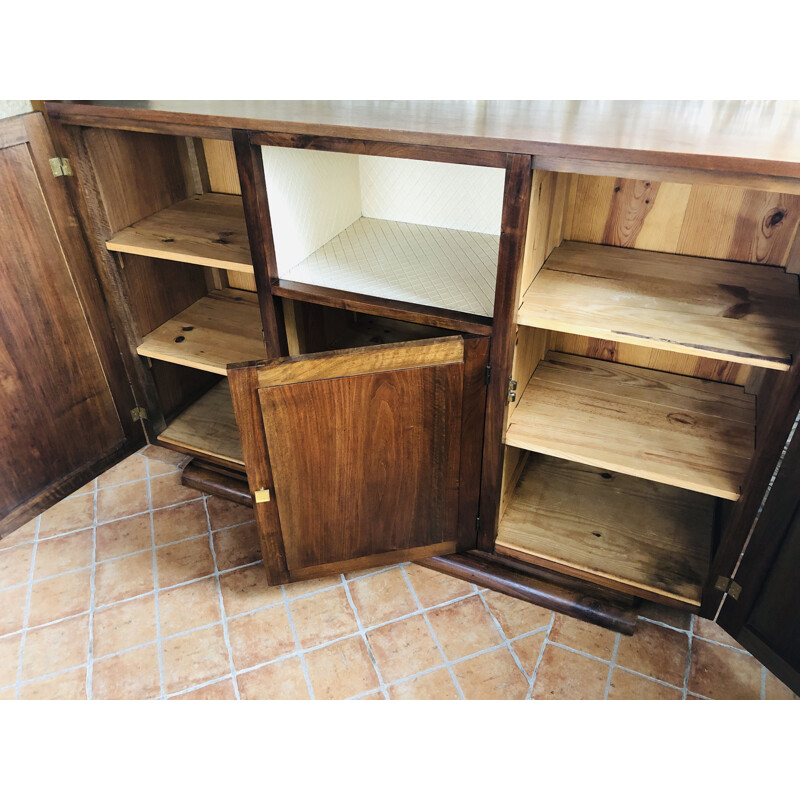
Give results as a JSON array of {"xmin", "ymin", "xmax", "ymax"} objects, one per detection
[
  {"xmin": 477, "ymin": 590, "xmax": 531, "ymax": 695},
  {"xmin": 203, "ymin": 495, "xmax": 241, "ymax": 700},
  {"xmin": 683, "ymin": 617, "xmax": 695, "ymax": 699},
  {"xmin": 85, "ymin": 480, "xmax": 99, "ymax": 699},
  {"xmin": 526, "ymin": 612, "xmax": 555, "ymax": 700},
  {"xmin": 13, "ymin": 515, "xmax": 41, "ymax": 698},
  {"xmin": 761, "ymin": 666, "xmax": 767, "ymax": 700},
  {"xmin": 281, "ymin": 584, "xmax": 316, "ymax": 700},
  {"xmin": 603, "ymin": 634, "xmax": 621, "ymax": 700},
  {"xmin": 143, "ymin": 458, "xmax": 166, "ymax": 699},
  {"xmin": 163, "ymin": 673, "xmax": 234, "ymax": 700}
]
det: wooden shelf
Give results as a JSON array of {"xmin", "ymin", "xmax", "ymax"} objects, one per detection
[
  {"xmin": 518, "ymin": 241, "xmax": 800, "ymax": 371},
  {"xmin": 282, "ymin": 217, "xmax": 500, "ymax": 318},
  {"xmin": 505, "ymin": 352, "xmax": 755, "ymax": 500},
  {"xmin": 107, "ymin": 194, "xmax": 252, "ymax": 273},
  {"xmin": 137, "ymin": 289, "xmax": 265, "ymax": 374},
  {"xmin": 158, "ymin": 380, "xmax": 244, "ymax": 469},
  {"xmin": 496, "ymin": 455, "xmax": 714, "ymax": 606}
]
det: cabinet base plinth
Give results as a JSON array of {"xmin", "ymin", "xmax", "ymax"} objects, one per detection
[{"xmin": 181, "ymin": 459, "xmax": 252, "ymax": 507}]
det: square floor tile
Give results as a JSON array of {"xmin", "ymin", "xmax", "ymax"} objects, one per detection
[
  {"xmin": 283, "ymin": 574, "xmax": 342, "ymax": 600},
  {"xmin": 170, "ymin": 678, "xmax": 237, "ymax": 700},
  {"xmin": 97, "ymin": 481, "xmax": 149, "ymax": 524},
  {"xmin": 289, "ymin": 587, "xmax": 359, "ymax": 649},
  {"xmin": 608, "ymin": 668, "xmax": 683, "ymax": 699},
  {"xmin": 0, "ymin": 518, "xmax": 38, "ymax": 550},
  {"xmin": 219, "ymin": 564, "xmax": 282, "ymax": 616},
  {"xmin": 532, "ymin": 644, "xmax": 609, "ymax": 700},
  {"xmin": 0, "ymin": 544, "xmax": 34, "ymax": 590},
  {"xmin": 95, "ymin": 551, "xmax": 154, "ymax": 606},
  {"xmin": 32, "ymin": 529, "xmax": 93, "ymax": 580},
  {"xmin": 403, "ymin": 563, "xmax": 474, "ymax": 608},
  {"xmin": 688, "ymin": 638, "xmax": 761, "ymax": 700},
  {"xmin": 0, "ymin": 633, "xmax": 22, "ymax": 686},
  {"xmin": 162, "ymin": 625, "xmax": 230, "ymax": 695},
  {"xmin": 0, "ymin": 585, "xmax": 28, "ymax": 637},
  {"xmin": 140, "ymin": 445, "xmax": 185, "ymax": 468},
  {"xmin": 158, "ymin": 577, "xmax": 221, "ymax": 637},
  {"xmin": 20, "ymin": 667, "xmax": 87, "ymax": 700},
  {"xmin": 206, "ymin": 496, "xmax": 254, "ymax": 531},
  {"xmin": 152, "ymin": 500, "xmax": 208, "ymax": 546},
  {"xmin": 483, "ymin": 591, "xmax": 552, "ymax": 639},
  {"xmin": 238, "ymin": 657, "xmax": 311, "ymax": 700},
  {"xmin": 388, "ymin": 668, "xmax": 460, "ymax": 700},
  {"xmin": 548, "ymin": 613, "xmax": 616, "ymax": 660},
  {"xmin": 93, "ymin": 595, "xmax": 157, "ymax": 658},
  {"xmin": 96, "ymin": 514, "xmax": 152, "ymax": 562},
  {"xmin": 27, "ymin": 568, "xmax": 91, "ymax": 627},
  {"xmin": 39, "ymin": 494, "xmax": 94, "ymax": 538},
  {"xmin": 21, "ymin": 615, "xmax": 89, "ymax": 681},
  {"xmin": 227, "ymin": 605, "xmax": 295, "ymax": 670},
  {"xmin": 304, "ymin": 636, "xmax": 379, "ymax": 700},
  {"xmin": 348, "ymin": 567, "xmax": 418, "ymax": 628},
  {"xmin": 213, "ymin": 522, "xmax": 262, "ymax": 571},
  {"xmin": 155, "ymin": 537, "xmax": 214, "ymax": 589},
  {"xmin": 615, "ymin": 621, "xmax": 688, "ymax": 687},
  {"xmin": 367, "ymin": 615, "xmax": 443, "ymax": 683},
  {"xmin": 93, "ymin": 644, "xmax": 161, "ymax": 700},
  {"xmin": 97, "ymin": 456, "xmax": 147, "ymax": 488},
  {"xmin": 509, "ymin": 631, "xmax": 547, "ymax": 677},
  {"xmin": 453, "ymin": 648, "xmax": 529, "ymax": 700},
  {"xmin": 692, "ymin": 616, "xmax": 744, "ymax": 650},
  {"xmin": 149, "ymin": 472, "xmax": 202, "ymax": 509},
  {"xmin": 426, "ymin": 596, "xmax": 504, "ymax": 661}
]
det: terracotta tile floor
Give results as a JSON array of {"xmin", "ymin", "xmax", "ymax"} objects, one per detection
[{"xmin": 1, "ymin": 446, "xmax": 797, "ymax": 701}]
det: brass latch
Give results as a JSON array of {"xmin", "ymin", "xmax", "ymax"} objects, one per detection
[
  {"xmin": 715, "ymin": 576, "xmax": 742, "ymax": 600},
  {"xmin": 254, "ymin": 488, "xmax": 271, "ymax": 504},
  {"xmin": 49, "ymin": 157, "xmax": 73, "ymax": 177}
]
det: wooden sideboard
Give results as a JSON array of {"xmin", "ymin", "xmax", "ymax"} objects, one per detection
[{"xmin": 1, "ymin": 100, "xmax": 798, "ymax": 693}]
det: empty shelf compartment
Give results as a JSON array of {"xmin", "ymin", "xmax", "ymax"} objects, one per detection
[
  {"xmin": 496, "ymin": 455, "xmax": 714, "ymax": 606},
  {"xmin": 136, "ymin": 288, "xmax": 265, "ymax": 374},
  {"xmin": 505, "ymin": 352, "xmax": 755, "ymax": 500},
  {"xmin": 158, "ymin": 380, "xmax": 243, "ymax": 468},
  {"xmin": 107, "ymin": 194, "xmax": 252, "ymax": 273},
  {"xmin": 518, "ymin": 240, "xmax": 800, "ymax": 370},
  {"xmin": 281, "ymin": 217, "xmax": 499, "ymax": 317}
]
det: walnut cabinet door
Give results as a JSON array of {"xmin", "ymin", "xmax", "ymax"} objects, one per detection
[{"xmin": 228, "ymin": 335, "xmax": 489, "ymax": 584}]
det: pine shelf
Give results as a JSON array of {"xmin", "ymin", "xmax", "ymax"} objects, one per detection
[
  {"xmin": 136, "ymin": 288, "xmax": 265, "ymax": 374},
  {"xmin": 505, "ymin": 351, "xmax": 755, "ymax": 500},
  {"xmin": 107, "ymin": 193, "xmax": 253, "ymax": 273},
  {"xmin": 496, "ymin": 455, "xmax": 714, "ymax": 606},
  {"xmin": 518, "ymin": 240, "xmax": 800, "ymax": 370}
]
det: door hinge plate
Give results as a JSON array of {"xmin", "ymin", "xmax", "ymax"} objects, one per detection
[
  {"xmin": 506, "ymin": 378, "xmax": 518, "ymax": 404},
  {"xmin": 49, "ymin": 157, "xmax": 73, "ymax": 177},
  {"xmin": 130, "ymin": 406, "xmax": 148, "ymax": 422},
  {"xmin": 715, "ymin": 575, "xmax": 742, "ymax": 600}
]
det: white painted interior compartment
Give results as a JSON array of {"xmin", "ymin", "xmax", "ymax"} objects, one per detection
[{"xmin": 261, "ymin": 148, "xmax": 505, "ymax": 316}]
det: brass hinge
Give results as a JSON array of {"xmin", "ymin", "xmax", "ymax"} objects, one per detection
[
  {"xmin": 130, "ymin": 407, "xmax": 148, "ymax": 422},
  {"xmin": 506, "ymin": 378, "xmax": 518, "ymax": 404},
  {"xmin": 254, "ymin": 488, "xmax": 271, "ymax": 504},
  {"xmin": 715, "ymin": 575, "xmax": 742, "ymax": 600},
  {"xmin": 49, "ymin": 157, "xmax": 73, "ymax": 177}
]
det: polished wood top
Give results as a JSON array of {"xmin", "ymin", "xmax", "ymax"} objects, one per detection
[{"xmin": 46, "ymin": 100, "xmax": 800, "ymax": 178}]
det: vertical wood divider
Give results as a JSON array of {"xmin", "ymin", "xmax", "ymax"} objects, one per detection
[
  {"xmin": 232, "ymin": 129, "xmax": 288, "ymax": 357},
  {"xmin": 477, "ymin": 153, "xmax": 533, "ymax": 551}
]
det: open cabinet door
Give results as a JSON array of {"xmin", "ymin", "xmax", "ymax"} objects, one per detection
[
  {"xmin": 228, "ymin": 335, "xmax": 489, "ymax": 584},
  {"xmin": 716, "ymin": 414, "xmax": 800, "ymax": 695}
]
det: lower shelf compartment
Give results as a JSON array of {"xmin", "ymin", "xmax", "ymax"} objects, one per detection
[
  {"xmin": 496, "ymin": 454, "xmax": 715, "ymax": 607},
  {"xmin": 157, "ymin": 379, "xmax": 244, "ymax": 469}
]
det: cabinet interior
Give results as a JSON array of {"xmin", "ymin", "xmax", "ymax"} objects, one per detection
[{"xmin": 498, "ymin": 168, "xmax": 800, "ymax": 609}]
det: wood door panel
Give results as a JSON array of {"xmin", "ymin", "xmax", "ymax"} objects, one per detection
[
  {"xmin": 260, "ymin": 363, "xmax": 463, "ymax": 570},
  {"xmin": 0, "ymin": 134, "xmax": 124, "ymax": 520}
]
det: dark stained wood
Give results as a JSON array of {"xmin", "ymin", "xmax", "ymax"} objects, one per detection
[
  {"xmin": 273, "ymin": 279, "xmax": 493, "ymax": 336},
  {"xmin": 46, "ymin": 101, "xmax": 800, "ymax": 180},
  {"xmin": 259, "ymin": 360, "xmax": 463, "ymax": 571},
  {"xmin": 716, "ymin": 422, "xmax": 800, "ymax": 694},
  {"xmin": 478, "ymin": 154, "xmax": 533, "ymax": 550},
  {"xmin": 251, "ymin": 131, "xmax": 508, "ymax": 167},
  {"xmin": 0, "ymin": 113, "xmax": 133, "ymax": 526},
  {"xmin": 227, "ymin": 363, "xmax": 289, "ymax": 584},
  {"xmin": 181, "ymin": 460, "xmax": 252, "ymax": 507},
  {"xmin": 419, "ymin": 551, "xmax": 639, "ymax": 634},
  {"xmin": 232, "ymin": 129, "xmax": 286, "ymax": 357},
  {"xmin": 703, "ymin": 357, "xmax": 800, "ymax": 615}
]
